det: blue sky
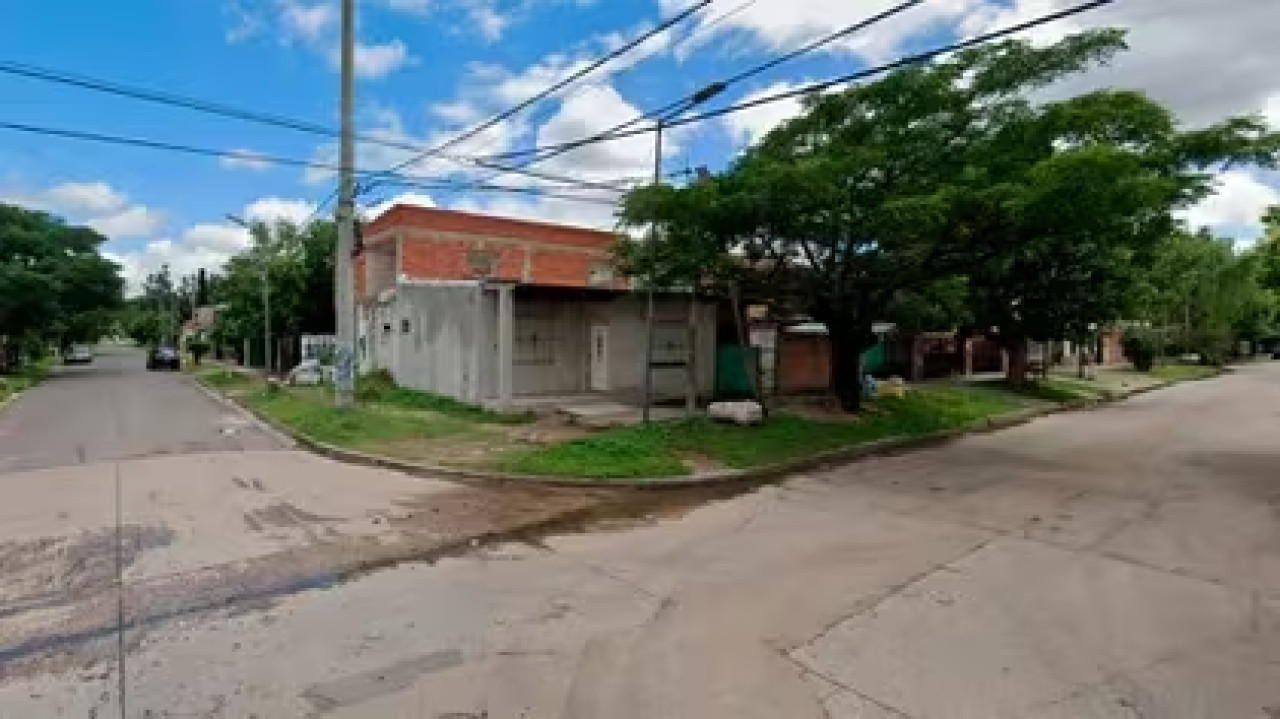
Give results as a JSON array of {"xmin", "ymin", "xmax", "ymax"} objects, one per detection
[{"xmin": 1, "ymin": 0, "xmax": 1277, "ymax": 291}]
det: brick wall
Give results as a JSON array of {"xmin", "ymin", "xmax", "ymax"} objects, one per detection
[
  {"xmin": 779, "ymin": 334, "xmax": 831, "ymax": 394},
  {"xmin": 366, "ymin": 205, "xmax": 625, "ymax": 294}
]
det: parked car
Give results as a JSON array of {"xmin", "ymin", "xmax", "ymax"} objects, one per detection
[
  {"xmin": 147, "ymin": 346, "xmax": 181, "ymax": 371},
  {"xmin": 63, "ymin": 344, "xmax": 94, "ymax": 364}
]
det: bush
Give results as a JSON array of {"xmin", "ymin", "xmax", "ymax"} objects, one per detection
[
  {"xmin": 1122, "ymin": 329, "xmax": 1159, "ymax": 372},
  {"xmin": 187, "ymin": 338, "xmax": 212, "ymax": 365}
]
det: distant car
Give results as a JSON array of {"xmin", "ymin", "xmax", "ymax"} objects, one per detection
[
  {"xmin": 147, "ymin": 346, "xmax": 181, "ymax": 371},
  {"xmin": 64, "ymin": 344, "xmax": 94, "ymax": 364}
]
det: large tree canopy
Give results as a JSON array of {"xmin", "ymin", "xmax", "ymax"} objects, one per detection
[
  {"xmin": 620, "ymin": 30, "xmax": 1278, "ymax": 408},
  {"xmin": 0, "ymin": 203, "xmax": 123, "ymax": 361}
]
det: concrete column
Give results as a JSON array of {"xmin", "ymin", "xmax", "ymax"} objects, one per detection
[
  {"xmin": 963, "ymin": 337, "xmax": 975, "ymax": 376},
  {"xmin": 496, "ymin": 284, "xmax": 514, "ymax": 405}
]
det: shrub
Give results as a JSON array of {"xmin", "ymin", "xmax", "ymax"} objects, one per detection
[
  {"xmin": 187, "ymin": 338, "xmax": 212, "ymax": 365},
  {"xmin": 1122, "ymin": 329, "xmax": 1159, "ymax": 372}
]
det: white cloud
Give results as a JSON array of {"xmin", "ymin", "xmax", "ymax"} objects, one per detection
[
  {"xmin": 1182, "ymin": 171, "xmax": 1280, "ymax": 240},
  {"xmin": 103, "ymin": 196, "xmax": 320, "ymax": 296},
  {"xmin": 720, "ymin": 81, "xmax": 808, "ymax": 147},
  {"xmin": 378, "ymin": 0, "xmax": 432, "ymax": 11},
  {"xmin": 339, "ymin": 39, "xmax": 412, "ymax": 80},
  {"xmin": 533, "ymin": 83, "xmax": 676, "ymax": 184},
  {"xmin": 3, "ymin": 180, "xmax": 166, "ymax": 241},
  {"xmin": 224, "ymin": 0, "xmax": 265, "ymax": 43},
  {"xmin": 304, "ymin": 105, "xmax": 525, "ymax": 185},
  {"xmin": 43, "ymin": 182, "xmax": 130, "ymax": 215},
  {"xmin": 182, "ymin": 223, "xmax": 251, "ymax": 254},
  {"xmin": 106, "ymin": 241, "xmax": 238, "ymax": 298},
  {"xmin": 243, "ymin": 197, "xmax": 319, "ymax": 224},
  {"xmin": 471, "ymin": 4, "xmax": 510, "ymax": 42},
  {"xmin": 364, "ymin": 191, "xmax": 436, "ymax": 221},
  {"xmin": 280, "ymin": 1, "xmax": 336, "ymax": 42},
  {"xmin": 451, "ymin": 192, "xmax": 619, "ymax": 231},
  {"xmin": 219, "ymin": 149, "xmax": 273, "ymax": 172},
  {"xmin": 430, "ymin": 99, "xmax": 482, "ymax": 125},
  {"xmin": 87, "ymin": 206, "xmax": 165, "ymax": 239},
  {"xmin": 663, "ymin": 0, "xmax": 976, "ymax": 64}
]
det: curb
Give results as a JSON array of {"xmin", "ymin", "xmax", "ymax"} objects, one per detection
[
  {"xmin": 186, "ymin": 375, "xmax": 298, "ymax": 449},
  {"xmin": 193, "ymin": 373, "xmax": 1205, "ymax": 490}
]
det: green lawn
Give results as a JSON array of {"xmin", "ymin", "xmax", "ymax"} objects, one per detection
[
  {"xmin": 1147, "ymin": 364, "xmax": 1221, "ymax": 382},
  {"xmin": 194, "ymin": 366, "xmax": 513, "ymax": 458},
  {"xmin": 245, "ymin": 387, "xmax": 480, "ymax": 450},
  {"xmin": 356, "ymin": 371, "xmax": 530, "ymax": 424},
  {"xmin": 0, "ymin": 360, "xmax": 51, "ymax": 404},
  {"xmin": 498, "ymin": 386, "xmax": 1030, "ymax": 480},
  {"xmin": 195, "ymin": 367, "xmax": 255, "ymax": 389}
]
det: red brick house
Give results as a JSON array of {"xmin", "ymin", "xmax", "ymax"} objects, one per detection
[{"xmin": 356, "ymin": 205, "xmax": 716, "ymax": 407}]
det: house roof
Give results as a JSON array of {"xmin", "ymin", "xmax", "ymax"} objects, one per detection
[{"xmin": 366, "ymin": 204, "xmax": 618, "ymax": 250}]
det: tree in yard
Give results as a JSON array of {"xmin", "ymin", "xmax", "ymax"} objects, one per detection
[
  {"xmin": 623, "ymin": 31, "xmax": 1153, "ymax": 409},
  {"xmin": 950, "ymin": 83, "xmax": 1277, "ymax": 383}
]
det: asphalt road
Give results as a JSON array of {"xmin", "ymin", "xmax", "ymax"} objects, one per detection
[
  {"xmin": 0, "ymin": 346, "xmax": 283, "ymax": 473},
  {"xmin": 2, "ymin": 359, "xmax": 1279, "ymax": 717}
]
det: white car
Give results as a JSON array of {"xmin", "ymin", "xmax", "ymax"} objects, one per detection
[{"xmin": 64, "ymin": 344, "xmax": 94, "ymax": 364}]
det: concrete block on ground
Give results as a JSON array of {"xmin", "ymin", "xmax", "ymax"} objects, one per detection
[{"xmin": 708, "ymin": 400, "xmax": 764, "ymax": 426}]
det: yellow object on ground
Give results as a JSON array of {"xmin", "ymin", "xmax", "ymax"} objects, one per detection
[{"xmin": 878, "ymin": 377, "xmax": 908, "ymax": 398}]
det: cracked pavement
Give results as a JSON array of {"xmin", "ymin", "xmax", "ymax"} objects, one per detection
[{"xmin": 2, "ymin": 348, "xmax": 1280, "ymax": 717}]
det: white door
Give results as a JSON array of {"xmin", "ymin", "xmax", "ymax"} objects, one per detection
[{"xmin": 589, "ymin": 324, "xmax": 609, "ymax": 391}]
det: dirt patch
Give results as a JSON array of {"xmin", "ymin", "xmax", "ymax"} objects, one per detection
[
  {"xmin": 679, "ymin": 452, "xmax": 728, "ymax": 474},
  {"xmin": 0, "ymin": 525, "xmax": 175, "ymax": 610},
  {"xmin": 365, "ymin": 416, "xmax": 594, "ymax": 468}
]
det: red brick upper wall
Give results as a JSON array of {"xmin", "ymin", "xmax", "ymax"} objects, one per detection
[
  {"xmin": 367, "ymin": 204, "xmax": 617, "ymax": 250},
  {"xmin": 365, "ymin": 204, "xmax": 627, "ymax": 291}
]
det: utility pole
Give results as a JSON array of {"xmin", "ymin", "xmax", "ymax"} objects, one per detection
[
  {"xmin": 334, "ymin": 0, "xmax": 357, "ymax": 408},
  {"xmin": 640, "ymin": 120, "xmax": 663, "ymax": 423}
]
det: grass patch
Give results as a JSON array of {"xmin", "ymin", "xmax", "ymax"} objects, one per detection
[
  {"xmin": 357, "ymin": 371, "xmax": 529, "ymax": 424},
  {"xmin": 196, "ymin": 367, "xmax": 255, "ymax": 390},
  {"xmin": 0, "ymin": 359, "xmax": 52, "ymax": 403},
  {"xmin": 1147, "ymin": 364, "xmax": 1220, "ymax": 382},
  {"xmin": 997, "ymin": 377, "xmax": 1107, "ymax": 403},
  {"xmin": 498, "ymin": 423, "xmax": 690, "ymax": 479},
  {"xmin": 246, "ymin": 388, "xmax": 474, "ymax": 450},
  {"xmin": 498, "ymin": 386, "xmax": 1028, "ymax": 480}
]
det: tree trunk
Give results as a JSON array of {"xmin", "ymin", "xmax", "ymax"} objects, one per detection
[
  {"xmin": 1004, "ymin": 337, "xmax": 1030, "ymax": 387},
  {"xmin": 827, "ymin": 319, "xmax": 874, "ymax": 412}
]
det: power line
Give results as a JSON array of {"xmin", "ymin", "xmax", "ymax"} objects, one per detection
[
  {"xmin": 474, "ymin": 0, "xmax": 1117, "ymax": 163},
  {"xmin": 0, "ymin": 120, "xmax": 618, "ymax": 213},
  {"xmin": 0, "ymin": 119, "xmax": 641, "ymax": 197},
  {"xmin": 472, "ymin": 0, "xmax": 926, "ymax": 185},
  {"xmin": 375, "ymin": 178, "xmax": 622, "ymax": 207},
  {"xmin": 0, "ymin": 59, "xmax": 628, "ymax": 193},
  {"xmin": 0, "ymin": 120, "xmax": 345, "ymax": 171},
  {"xmin": 371, "ymin": 0, "xmax": 712, "ymax": 182}
]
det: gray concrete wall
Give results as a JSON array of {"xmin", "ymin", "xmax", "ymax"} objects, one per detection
[
  {"xmin": 512, "ymin": 298, "xmax": 589, "ymax": 395},
  {"xmin": 587, "ymin": 295, "xmax": 716, "ymax": 400},
  {"xmin": 389, "ymin": 283, "xmax": 484, "ymax": 403}
]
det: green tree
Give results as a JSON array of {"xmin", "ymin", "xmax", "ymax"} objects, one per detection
[
  {"xmin": 213, "ymin": 218, "xmax": 336, "ymax": 367},
  {"xmin": 0, "ymin": 203, "xmax": 123, "ymax": 362},
  {"xmin": 624, "ymin": 31, "xmax": 1138, "ymax": 407}
]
